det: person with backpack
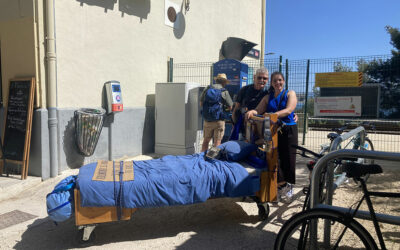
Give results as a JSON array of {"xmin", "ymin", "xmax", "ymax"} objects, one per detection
[
  {"xmin": 246, "ymin": 71, "xmax": 298, "ymax": 202},
  {"xmin": 200, "ymin": 73, "xmax": 233, "ymax": 152}
]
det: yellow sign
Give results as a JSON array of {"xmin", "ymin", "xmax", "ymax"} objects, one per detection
[{"xmin": 315, "ymin": 72, "xmax": 363, "ymax": 87}]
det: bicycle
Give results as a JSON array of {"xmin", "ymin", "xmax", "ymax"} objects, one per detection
[
  {"xmin": 319, "ymin": 122, "xmax": 375, "ymax": 184},
  {"xmin": 274, "ymin": 160, "xmax": 400, "ymax": 249},
  {"xmin": 319, "ymin": 122, "xmax": 375, "ymax": 163},
  {"xmin": 353, "ymin": 121, "xmax": 376, "ymax": 166}
]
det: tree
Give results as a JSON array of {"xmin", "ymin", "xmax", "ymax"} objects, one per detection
[
  {"xmin": 363, "ymin": 26, "xmax": 400, "ymax": 118},
  {"xmin": 356, "ymin": 59, "xmax": 374, "ymax": 83},
  {"xmin": 386, "ymin": 26, "xmax": 400, "ymax": 57},
  {"xmin": 333, "ymin": 62, "xmax": 352, "ymax": 72}
]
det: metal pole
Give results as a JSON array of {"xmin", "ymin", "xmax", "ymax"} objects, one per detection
[
  {"xmin": 108, "ymin": 114, "xmax": 114, "ymax": 161},
  {"xmin": 302, "ymin": 59, "xmax": 310, "ymax": 145},
  {"xmin": 377, "ymin": 84, "xmax": 381, "ymax": 118},
  {"xmin": 210, "ymin": 64, "xmax": 214, "ymax": 85},
  {"xmin": 168, "ymin": 58, "xmax": 173, "ymax": 82},
  {"xmin": 285, "ymin": 58, "xmax": 289, "ymax": 89},
  {"xmin": 279, "ymin": 55, "xmax": 282, "ymax": 72},
  {"xmin": 260, "ymin": 0, "xmax": 266, "ymax": 67},
  {"xmin": 46, "ymin": 0, "xmax": 59, "ymax": 178}
]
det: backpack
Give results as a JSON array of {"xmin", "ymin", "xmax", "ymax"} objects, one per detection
[
  {"xmin": 202, "ymin": 87, "xmax": 225, "ymax": 121},
  {"xmin": 46, "ymin": 175, "xmax": 77, "ymax": 223}
]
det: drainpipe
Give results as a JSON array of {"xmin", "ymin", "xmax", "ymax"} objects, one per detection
[
  {"xmin": 45, "ymin": 0, "xmax": 58, "ymax": 178},
  {"xmin": 260, "ymin": 0, "xmax": 266, "ymax": 67}
]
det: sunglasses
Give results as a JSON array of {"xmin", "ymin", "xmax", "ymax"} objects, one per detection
[{"xmin": 257, "ymin": 76, "xmax": 268, "ymax": 81}]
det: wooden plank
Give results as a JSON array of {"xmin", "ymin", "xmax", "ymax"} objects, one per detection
[
  {"xmin": 74, "ymin": 189, "xmax": 137, "ymax": 226},
  {"xmin": 249, "ymin": 114, "xmax": 279, "ymax": 203},
  {"xmin": 264, "ymin": 148, "xmax": 278, "ymax": 202},
  {"xmin": 265, "ymin": 113, "xmax": 278, "ymax": 202},
  {"xmin": 23, "ymin": 78, "xmax": 35, "ymax": 179}
]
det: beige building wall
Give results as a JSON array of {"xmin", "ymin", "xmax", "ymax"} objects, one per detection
[
  {"xmin": 0, "ymin": 0, "xmax": 35, "ymax": 106},
  {"xmin": 53, "ymin": 0, "xmax": 262, "ymax": 108},
  {"xmin": 0, "ymin": 0, "xmax": 263, "ymax": 178}
]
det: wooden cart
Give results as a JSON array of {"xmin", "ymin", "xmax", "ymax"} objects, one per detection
[
  {"xmin": 74, "ymin": 113, "xmax": 279, "ymax": 242},
  {"xmin": 74, "ymin": 189, "xmax": 138, "ymax": 242},
  {"xmin": 247, "ymin": 114, "xmax": 279, "ymax": 204}
]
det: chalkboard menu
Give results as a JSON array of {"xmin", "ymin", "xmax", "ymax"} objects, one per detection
[{"xmin": 1, "ymin": 78, "xmax": 35, "ymax": 179}]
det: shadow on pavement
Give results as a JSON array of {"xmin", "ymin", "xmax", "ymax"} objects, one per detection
[
  {"xmin": 14, "ymin": 156, "xmax": 313, "ymax": 249},
  {"xmin": 14, "ymin": 198, "xmax": 278, "ymax": 249}
]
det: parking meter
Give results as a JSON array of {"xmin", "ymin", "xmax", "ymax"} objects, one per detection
[{"xmin": 104, "ymin": 81, "xmax": 123, "ymax": 114}]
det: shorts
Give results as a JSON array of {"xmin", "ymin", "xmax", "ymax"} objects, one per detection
[{"xmin": 203, "ymin": 120, "xmax": 225, "ymax": 142}]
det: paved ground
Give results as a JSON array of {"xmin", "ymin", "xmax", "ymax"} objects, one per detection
[{"xmin": 0, "ymin": 153, "xmax": 398, "ymax": 249}]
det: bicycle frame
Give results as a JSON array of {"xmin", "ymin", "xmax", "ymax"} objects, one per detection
[
  {"xmin": 319, "ymin": 127, "xmax": 369, "ymax": 191},
  {"xmin": 320, "ymin": 125, "xmax": 367, "ymax": 154},
  {"xmin": 310, "ymin": 149, "xmax": 400, "ymax": 225},
  {"xmin": 307, "ymin": 149, "xmax": 400, "ymax": 248},
  {"xmin": 357, "ymin": 177, "xmax": 400, "ymax": 248},
  {"xmin": 323, "ymin": 126, "xmax": 365, "ymax": 205},
  {"xmin": 320, "ymin": 172, "xmax": 400, "ymax": 249}
]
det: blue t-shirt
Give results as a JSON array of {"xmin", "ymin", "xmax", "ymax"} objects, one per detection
[{"xmin": 266, "ymin": 90, "xmax": 296, "ymax": 125}]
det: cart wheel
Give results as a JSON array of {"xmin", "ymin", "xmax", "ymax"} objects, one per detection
[
  {"xmin": 257, "ymin": 203, "xmax": 269, "ymax": 221},
  {"xmin": 76, "ymin": 227, "xmax": 96, "ymax": 245}
]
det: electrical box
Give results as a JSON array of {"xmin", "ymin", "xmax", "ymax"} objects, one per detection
[
  {"xmin": 213, "ymin": 59, "xmax": 248, "ymax": 101},
  {"xmin": 104, "ymin": 81, "xmax": 123, "ymax": 114},
  {"xmin": 155, "ymin": 82, "xmax": 202, "ymax": 155}
]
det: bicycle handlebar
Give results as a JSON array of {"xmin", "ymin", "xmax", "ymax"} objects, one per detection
[
  {"xmin": 360, "ymin": 121, "xmax": 376, "ymax": 131},
  {"xmin": 331, "ymin": 122, "xmax": 376, "ymax": 135},
  {"xmin": 332, "ymin": 125, "xmax": 347, "ymax": 135}
]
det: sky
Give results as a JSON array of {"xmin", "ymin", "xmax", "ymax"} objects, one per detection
[{"xmin": 265, "ymin": 0, "xmax": 400, "ymax": 60}]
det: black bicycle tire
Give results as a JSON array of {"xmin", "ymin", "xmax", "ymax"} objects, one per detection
[
  {"xmin": 274, "ymin": 208, "xmax": 378, "ymax": 250},
  {"xmin": 361, "ymin": 137, "xmax": 375, "ymax": 182},
  {"xmin": 364, "ymin": 137, "xmax": 375, "ymax": 161}
]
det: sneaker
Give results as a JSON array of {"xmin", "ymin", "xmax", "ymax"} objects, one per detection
[{"xmin": 278, "ymin": 183, "xmax": 293, "ymax": 203}]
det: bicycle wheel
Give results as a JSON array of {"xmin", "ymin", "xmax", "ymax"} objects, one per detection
[
  {"xmin": 358, "ymin": 137, "xmax": 374, "ymax": 182},
  {"xmin": 274, "ymin": 208, "xmax": 378, "ymax": 250},
  {"xmin": 361, "ymin": 137, "xmax": 375, "ymax": 164}
]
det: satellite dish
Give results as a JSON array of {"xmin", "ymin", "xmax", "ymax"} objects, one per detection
[
  {"xmin": 165, "ymin": 0, "xmax": 180, "ymax": 28},
  {"xmin": 167, "ymin": 6, "xmax": 177, "ymax": 22}
]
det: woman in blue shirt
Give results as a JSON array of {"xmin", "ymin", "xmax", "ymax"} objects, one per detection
[{"xmin": 246, "ymin": 72, "xmax": 298, "ymax": 201}]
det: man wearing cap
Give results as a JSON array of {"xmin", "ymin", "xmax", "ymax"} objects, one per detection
[{"xmin": 200, "ymin": 73, "xmax": 233, "ymax": 152}]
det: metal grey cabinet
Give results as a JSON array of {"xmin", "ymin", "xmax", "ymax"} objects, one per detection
[{"xmin": 155, "ymin": 82, "xmax": 202, "ymax": 155}]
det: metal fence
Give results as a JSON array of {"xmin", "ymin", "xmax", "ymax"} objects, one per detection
[
  {"xmin": 172, "ymin": 58, "xmax": 283, "ymax": 87},
  {"xmin": 172, "ymin": 55, "xmax": 400, "ymax": 153}
]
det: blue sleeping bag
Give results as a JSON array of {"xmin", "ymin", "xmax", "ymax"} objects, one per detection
[
  {"xmin": 77, "ymin": 152, "xmax": 260, "ymax": 208},
  {"xmin": 46, "ymin": 175, "xmax": 77, "ymax": 223}
]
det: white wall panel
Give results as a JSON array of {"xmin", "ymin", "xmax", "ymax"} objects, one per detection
[{"xmin": 54, "ymin": 0, "xmax": 261, "ymax": 108}]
